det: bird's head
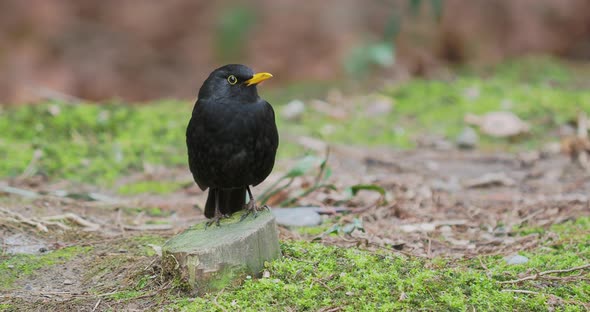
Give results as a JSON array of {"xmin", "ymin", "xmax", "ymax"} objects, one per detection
[{"xmin": 198, "ymin": 64, "xmax": 273, "ymax": 102}]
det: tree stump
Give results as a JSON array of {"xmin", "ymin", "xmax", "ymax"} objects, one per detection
[{"xmin": 161, "ymin": 209, "xmax": 281, "ymax": 294}]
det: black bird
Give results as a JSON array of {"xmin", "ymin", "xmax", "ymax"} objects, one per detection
[{"xmin": 186, "ymin": 64, "xmax": 279, "ymax": 226}]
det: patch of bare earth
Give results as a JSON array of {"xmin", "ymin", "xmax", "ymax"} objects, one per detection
[{"xmin": 283, "ymin": 145, "xmax": 590, "ymax": 258}]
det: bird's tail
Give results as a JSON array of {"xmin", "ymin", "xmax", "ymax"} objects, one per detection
[{"xmin": 204, "ymin": 188, "xmax": 246, "ymax": 218}]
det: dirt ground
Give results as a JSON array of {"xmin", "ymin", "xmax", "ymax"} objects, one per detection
[{"xmin": 1, "ymin": 144, "xmax": 589, "ymax": 310}]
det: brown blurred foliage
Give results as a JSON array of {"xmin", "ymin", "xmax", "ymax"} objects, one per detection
[{"xmin": 0, "ymin": 0, "xmax": 589, "ymax": 103}]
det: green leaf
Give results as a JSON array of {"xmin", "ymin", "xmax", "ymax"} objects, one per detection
[
  {"xmin": 341, "ymin": 218, "xmax": 365, "ymax": 234},
  {"xmin": 368, "ymin": 42, "xmax": 395, "ymax": 67},
  {"xmin": 345, "ymin": 184, "xmax": 386, "ymax": 197},
  {"xmin": 323, "ymin": 224, "xmax": 341, "ymax": 236},
  {"xmin": 323, "ymin": 167, "xmax": 332, "ymax": 181}
]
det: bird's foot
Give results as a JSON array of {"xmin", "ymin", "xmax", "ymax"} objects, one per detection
[
  {"xmin": 205, "ymin": 213, "xmax": 228, "ymax": 228},
  {"xmin": 240, "ymin": 201, "xmax": 266, "ymax": 222}
]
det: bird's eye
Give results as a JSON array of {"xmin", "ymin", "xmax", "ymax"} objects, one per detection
[{"xmin": 227, "ymin": 75, "xmax": 238, "ymax": 85}]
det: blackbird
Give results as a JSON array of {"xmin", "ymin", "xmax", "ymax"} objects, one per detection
[{"xmin": 186, "ymin": 64, "xmax": 279, "ymax": 226}]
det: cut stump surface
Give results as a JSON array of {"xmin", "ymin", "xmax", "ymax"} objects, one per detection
[{"xmin": 161, "ymin": 209, "xmax": 281, "ymax": 294}]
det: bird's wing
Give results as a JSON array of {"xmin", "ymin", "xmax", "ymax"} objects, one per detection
[
  {"xmin": 186, "ymin": 108, "xmax": 208, "ymax": 191},
  {"xmin": 251, "ymin": 100, "xmax": 279, "ymax": 186},
  {"xmin": 262, "ymin": 100, "xmax": 279, "ymax": 150}
]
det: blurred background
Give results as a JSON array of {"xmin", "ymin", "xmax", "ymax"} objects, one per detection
[{"xmin": 1, "ymin": 0, "xmax": 589, "ymax": 104}]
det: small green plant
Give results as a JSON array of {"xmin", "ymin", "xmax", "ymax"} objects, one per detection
[
  {"xmin": 259, "ymin": 152, "xmax": 335, "ymax": 207},
  {"xmin": 344, "ymin": 0, "xmax": 444, "ymax": 77}
]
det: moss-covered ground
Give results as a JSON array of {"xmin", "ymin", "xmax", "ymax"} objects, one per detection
[
  {"xmin": 172, "ymin": 218, "xmax": 590, "ymax": 311},
  {"xmin": 0, "ymin": 218, "xmax": 588, "ymax": 311}
]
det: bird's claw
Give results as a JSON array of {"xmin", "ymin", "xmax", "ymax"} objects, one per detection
[
  {"xmin": 240, "ymin": 201, "xmax": 264, "ymax": 222},
  {"xmin": 205, "ymin": 213, "xmax": 228, "ymax": 228}
]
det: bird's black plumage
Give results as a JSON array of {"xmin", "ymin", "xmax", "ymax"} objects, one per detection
[{"xmin": 186, "ymin": 64, "xmax": 278, "ymax": 223}]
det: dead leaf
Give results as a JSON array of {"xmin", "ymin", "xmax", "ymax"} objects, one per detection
[{"xmin": 464, "ymin": 172, "xmax": 516, "ymax": 188}]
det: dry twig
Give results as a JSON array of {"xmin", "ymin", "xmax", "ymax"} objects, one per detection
[
  {"xmin": 43, "ymin": 213, "xmax": 100, "ymax": 231},
  {"xmin": 499, "ymin": 263, "xmax": 590, "ymax": 284},
  {"xmin": 91, "ymin": 298, "xmax": 102, "ymax": 312},
  {"xmin": 212, "ymin": 287, "xmax": 228, "ymax": 312}
]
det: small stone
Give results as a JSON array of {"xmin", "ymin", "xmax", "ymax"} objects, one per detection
[
  {"xmin": 440, "ymin": 225, "xmax": 452, "ymax": 233},
  {"xmin": 24, "ymin": 284, "xmax": 33, "ymax": 291},
  {"xmin": 518, "ymin": 151, "xmax": 540, "ymax": 166},
  {"xmin": 430, "ymin": 177, "xmax": 462, "ymax": 192},
  {"xmin": 558, "ymin": 124, "xmax": 576, "ymax": 137},
  {"xmin": 47, "ymin": 104, "xmax": 61, "ymax": 116},
  {"xmin": 63, "ymin": 279, "xmax": 73, "ymax": 285},
  {"xmin": 271, "ymin": 207, "xmax": 321, "ymax": 227},
  {"xmin": 463, "ymin": 87, "xmax": 480, "ymax": 100},
  {"xmin": 465, "ymin": 111, "xmax": 529, "ymax": 138},
  {"xmin": 399, "ymin": 292, "xmax": 408, "ymax": 301},
  {"xmin": 494, "ymin": 226, "xmax": 509, "ymax": 236},
  {"xmin": 320, "ymin": 124, "xmax": 335, "ymax": 136},
  {"xmin": 425, "ymin": 161, "xmax": 439, "ymax": 171},
  {"xmin": 364, "ymin": 95, "xmax": 394, "ymax": 116},
  {"xmin": 281, "ymin": 100, "xmax": 305, "ymax": 121},
  {"xmin": 542, "ymin": 142, "xmax": 562, "ymax": 155},
  {"xmin": 262, "ymin": 270, "xmax": 270, "ymax": 278},
  {"xmin": 505, "ymin": 254, "xmax": 529, "ymax": 265},
  {"xmin": 456, "ymin": 126, "xmax": 479, "ymax": 149}
]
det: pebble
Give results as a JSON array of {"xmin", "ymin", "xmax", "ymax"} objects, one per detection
[
  {"xmin": 456, "ymin": 126, "xmax": 478, "ymax": 149},
  {"xmin": 281, "ymin": 100, "xmax": 305, "ymax": 121},
  {"xmin": 63, "ymin": 279, "xmax": 73, "ymax": 285},
  {"xmin": 505, "ymin": 254, "xmax": 529, "ymax": 265},
  {"xmin": 364, "ymin": 95, "xmax": 393, "ymax": 116},
  {"xmin": 271, "ymin": 207, "xmax": 321, "ymax": 227}
]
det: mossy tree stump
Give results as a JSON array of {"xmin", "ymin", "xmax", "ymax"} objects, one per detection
[{"xmin": 161, "ymin": 209, "xmax": 281, "ymax": 294}]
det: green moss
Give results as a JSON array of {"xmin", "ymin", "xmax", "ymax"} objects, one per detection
[
  {"xmin": 118, "ymin": 180, "xmax": 185, "ymax": 195},
  {"xmin": 295, "ymin": 223, "xmax": 332, "ymax": 236},
  {"xmin": 167, "ymin": 217, "xmax": 590, "ymax": 311},
  {"xmin": 0, "ymin": 246, "xmax": 92, "ymax": 290},
  {"xmin": 130, "ymin": 235, "xmax": 167, "ymax": 256},
  {"xmin": 0, "ymin": 100, "xmax": 189, "ymax": 184},
  {"xmin": 108, "ymin": 290, "xmax": 143, "ymax": 301},
  {"xmin": 146, "ymin": 207, "xmax": 165, "ymax": 217},
  {"xmin": 0, "ymin": 304, "xmax": 12, "ymax": 311}
]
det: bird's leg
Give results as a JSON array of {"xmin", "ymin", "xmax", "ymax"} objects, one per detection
[
  {"xmin": 206, "ymin": 189, "xmax": 224, "ymax": 227},
  {"xmin": 240, "ymin": 186, "xmax": 266, "ymax": 221}
]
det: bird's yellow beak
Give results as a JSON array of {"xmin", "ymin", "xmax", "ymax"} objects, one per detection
[{"xmin": 245, "ymin": 72, "xmax": 273, "ymax": 86}]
